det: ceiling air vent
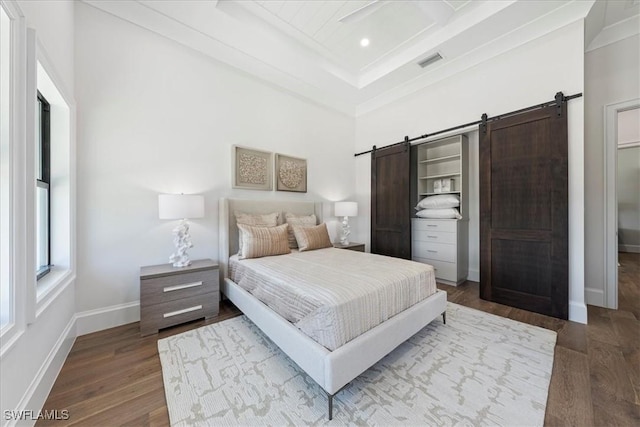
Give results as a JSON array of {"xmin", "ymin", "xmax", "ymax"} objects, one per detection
[{"xmin": 418, "ymin": 53, "xmax": 443, "ymax": 69}]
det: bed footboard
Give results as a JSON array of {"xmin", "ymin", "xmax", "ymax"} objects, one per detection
[{"xmin": 222, "ymin": 279, "xmax": 447, "ymax": 420}]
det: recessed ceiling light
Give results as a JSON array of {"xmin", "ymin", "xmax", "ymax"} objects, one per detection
[{"xmin": 360, "ymin": 38, "xmax": 370, "ymax": 47}]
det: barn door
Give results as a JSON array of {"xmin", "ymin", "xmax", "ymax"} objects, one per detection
[
  {"xmin": 371, "ymin": 142, "xmax": 411, "ymax": 259},
  {"xmin": 480, "ymin": 104, "xmax": 569, "ymax": 319}
]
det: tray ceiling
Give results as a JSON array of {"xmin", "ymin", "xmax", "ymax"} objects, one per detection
[{"xmin": 83, "ymin": 0, "xmax": 639, "ymax": 115}]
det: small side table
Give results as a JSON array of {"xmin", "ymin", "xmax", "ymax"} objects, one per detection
[
  {"xmin": 333, "ymin": 242, "xmax": 365, "ymax": 252},
  {"xmin": 139, "ymin": 259, "xmax": 219, "ymax": 336}
]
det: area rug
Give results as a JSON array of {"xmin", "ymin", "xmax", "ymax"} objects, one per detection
[{"xmin": 158, "ymin": 303, "xmax": 556, "ymax": 426}]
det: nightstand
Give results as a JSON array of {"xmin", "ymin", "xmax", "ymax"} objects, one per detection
[
  {"xmin": 333, "ymin": 242, "xmax": 365, "ymax": 252},
  {"xmin": 139, "ymin": 259, "xmax": 219, "ymax": 336}
]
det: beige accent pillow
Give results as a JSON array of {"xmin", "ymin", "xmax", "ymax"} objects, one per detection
[
  {"xmin": 237, "ymin": 223, "xmax": 291, "ymax": 259},
  {"xmin": 284, "ymin": 213, "xmax": 317, "ymax": 249},
  {"xmin": 235, "ymin": 211, "xmax": 279, "ymax": 254},
  {"xmin": 293, "ymin": 223, "xmax": 333, "ymax": 252}
]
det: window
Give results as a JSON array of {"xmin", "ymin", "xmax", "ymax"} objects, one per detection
[
  {"xmin": 1, "ymin": 3, "xmax": 11, "ymax": 329},
  {"xmin": 36, "ymin": 92, "xmax": 51, "ymax": 279},
  {"xmin": 34, "ymin": 59, "xmax": 72, "ymax": 302}
]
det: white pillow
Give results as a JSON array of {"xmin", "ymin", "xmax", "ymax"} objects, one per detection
[
  {"xmin": 416, "ymin": 208, "xmax": 462, "ymax": 219},
  {"xmin": 416, "ymin": 194, "xmax": 460, "ymax": 210}
]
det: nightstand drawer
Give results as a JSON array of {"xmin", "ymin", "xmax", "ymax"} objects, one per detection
[
  {"xmin": 140, "ymin": 292, "xmax": 219, "ymax": 336},
  {"xmin": 412, "ymin": 241, "xmax": 456, "ymax": 263},
  {"xmin": 141, "ymin": 270, "xmax": 219, "ymax": 306}
]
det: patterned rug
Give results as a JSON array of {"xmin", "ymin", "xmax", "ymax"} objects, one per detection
[{"xmin": 158, "ymin": 303, "xmax": 556, "ymax": 426}]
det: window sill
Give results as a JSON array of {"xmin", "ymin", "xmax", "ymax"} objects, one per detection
[{"xmin": 36, "ymin": 266, "xmax": 73, "ymax": 317}]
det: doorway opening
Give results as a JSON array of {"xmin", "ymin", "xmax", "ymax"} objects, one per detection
[{"xmin": 604, "ymin": 100, "xmax": 640, "ymax": 309}]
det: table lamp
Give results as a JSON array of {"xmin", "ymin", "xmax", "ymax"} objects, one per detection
[
  {"xmin": 158, "ymin": 194, "xmax": 204, "ymax": 267},
  {"xmin": 335, "ymin": 201, "xmax": 358, "ymax": 245}
]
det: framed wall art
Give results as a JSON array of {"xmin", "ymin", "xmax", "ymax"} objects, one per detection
[
  {"xmin": 275, "ymin": 153, "xmax": 307, "ymax": 193},
  {"xmin": 232, "ymin": 145, "xmax": 273, "ymax": 191}
]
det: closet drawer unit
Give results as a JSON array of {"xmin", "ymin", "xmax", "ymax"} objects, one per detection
[
  {"xmin": 141, "ymin": 269, "xmax": 217, "ymax": 306},
  {"xmin": 412, "ymin": 230, "xmax": 456, "ymax": 245},
  {"xmin": 412, "ymin": 241, "xmax": 456, "ymax": 263},
  {"xmin": 415, "ymin": 258, "xmax": 458, "ymax": 282},
  {"xmin": 413, "ymin": 219, "xmax": 457, "ymax": 233}
]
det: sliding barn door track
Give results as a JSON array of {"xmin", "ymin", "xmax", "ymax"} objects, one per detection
[{"xmin": 355, "ymin": 91, "xmax": 582, "ymax": 157}]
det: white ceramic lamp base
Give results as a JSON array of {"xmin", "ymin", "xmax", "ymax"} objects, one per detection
[
  {"xmin": 169, "ymin": 219, "xmax": 193, "ymax": 267},
  {"xmin": 340, "ymin": 216, "xmax": 351, "ymax": 245}
]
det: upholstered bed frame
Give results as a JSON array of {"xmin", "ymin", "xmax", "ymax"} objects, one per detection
[{"xmin": 219, "ymin": 198, "xmax": 447, "ymax": 419}]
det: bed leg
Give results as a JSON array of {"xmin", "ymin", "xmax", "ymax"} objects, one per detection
[
  {"xmin": 442, "ymin": 311, "xmax": 446, "ymax": 324},
  {"xmin": 327, "ymin": 392, "xmax": 334, "ymax": 420}
]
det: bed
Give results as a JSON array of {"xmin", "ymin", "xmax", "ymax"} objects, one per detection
[{"xmin": 218, "ymin": 198, "xmax": 447, "ymax": 419}]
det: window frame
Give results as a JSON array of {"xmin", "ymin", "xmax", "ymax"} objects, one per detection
[{"xmin": 36, "ymin": 90, "xmax": 50, "ymax": 280}]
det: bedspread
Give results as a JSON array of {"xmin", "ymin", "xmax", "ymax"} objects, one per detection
[{"xmin": 229, "ymin": 248, "xmax": 436, "ymax": 350}]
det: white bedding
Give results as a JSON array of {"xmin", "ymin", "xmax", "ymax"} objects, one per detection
[{"xmin": 229, "ymin": 248, "xmax": 436, "ymax": 350}]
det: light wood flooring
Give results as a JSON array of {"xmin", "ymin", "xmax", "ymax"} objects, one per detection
[{"xmin": 38, "ymin": 253, "xmax": 639, "ymax": 426}]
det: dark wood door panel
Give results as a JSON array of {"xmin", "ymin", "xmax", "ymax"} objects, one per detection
[
  {"xmin": 490, "ymin": 118, "xmax": 552, "ymax": 230},
  {"xmin": 480, "ymin": 104, "xmax": 568, "ymax": 320},
  {"xmin": 371, "ymin": 143, "xmax": 411, "ymax": 259},
  {"xmin": 373, "ymin": 231, "xmax": 407, "ymax": 259},
  {"xmin": 491, "ymin": 239, "xmax": 552, "ymax": 297}
]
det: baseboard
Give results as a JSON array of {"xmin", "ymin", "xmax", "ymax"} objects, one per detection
[
  {"xmin": 585, "ymin": 287, "xmax": 605, "ymax": 307},
  {"xmin": 467, "ymin": 268, "xmax": 479, "ymax": 282},
  {"xmin": 569, "ymin": 300, "xmax": 588, "ymax": 324},
  {"xmin": 618, "ymin": 244, "xmax": 640, "ymax": 253},
  {"xmin": 75, "ymin": 301, "xmax": 140, "ymax": 336},
  {"xmin": 9, "ymin": 316, "xmax": 76, "ymax": 427}
]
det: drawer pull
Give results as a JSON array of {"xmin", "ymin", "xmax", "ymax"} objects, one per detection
[
  {"xmin": 427, "ymin": 225, "xmax": 437, "ymax": 228},
  {"xmin": 427, "ymin": 250, "xmax": 437, "ymax": 253},
  {"xmin": 163, "ymin": 305, "xmax": 202, "ymax": 318},
  {"xmin": 164, "ymin": 281, "xmax": 203, "ymax": 293},
  {"xmin": 427, "ymin": 235, "xmax": 438, "ymax": 239}
]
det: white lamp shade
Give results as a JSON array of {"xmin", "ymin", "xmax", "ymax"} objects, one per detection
[
  {"xmin": 158, "ymin": 194, "xmax": 205, "ymax": 219},
  {"xmin": 335, "ymin": 201, "xmax": 358, "ymax": 217}
]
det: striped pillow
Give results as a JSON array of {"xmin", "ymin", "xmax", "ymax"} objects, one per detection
[
  {"xmin": 293, "ymin": 223, "xmax": 332, "ymax": 252},
  {"xmin": 235, "ymin": 211, "xmax": 279, "ymax": 254},
  {"xmin": 284, "ymin": 213, "xmax": 317, "ymax": 249},
  {"xmin": 237, "ymin": 223, "xmax": 291, "ymax": 259}
]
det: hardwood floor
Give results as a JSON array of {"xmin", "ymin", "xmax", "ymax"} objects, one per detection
[{"xmin": 39, "ymin": 254, "xmax": 639, "ymax": 426}]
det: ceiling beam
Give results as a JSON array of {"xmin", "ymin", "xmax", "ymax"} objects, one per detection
[
  {"xmin": 338, "ymin": 1, "xmax": 386, "ymax": 24},
  {"xmin": 415, "ymin": 0, "xmax": 455, "ymax": 26}
]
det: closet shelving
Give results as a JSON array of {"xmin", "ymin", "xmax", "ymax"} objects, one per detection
[
  {"xmin": 412, "ymin": 134, "xmax": 469, "ymax": 285},
  {"xmin": 416, "ymin": 134, "xmax": 468, "ymax": 218}
]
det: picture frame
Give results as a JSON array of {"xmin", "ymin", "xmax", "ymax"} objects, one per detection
[
  {"xmin": 275, "ymin": 153, "xmax": 307, "ymax": 193},
  {"xmin": 232, "ymin": 145, "xmax": 273, "ymax": 191}
]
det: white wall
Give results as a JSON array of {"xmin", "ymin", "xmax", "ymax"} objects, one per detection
[
  {"xmin": 1, "ymin": 1, "xmax": 76, "ymax": 425},
  {"xmin": 618, "ymin": 107, "xmax": 640, "ymax": 146},
  {"xmin": 73, "ymin": 3, "xmax": 356, "ymax": 330},
  {"xmin": 584, "ymin": 35, "xmax": 640, "ymax": 306},
  {"xmin": 355, "ymin": 21, "xmax": 587, "ymax": 323}
]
